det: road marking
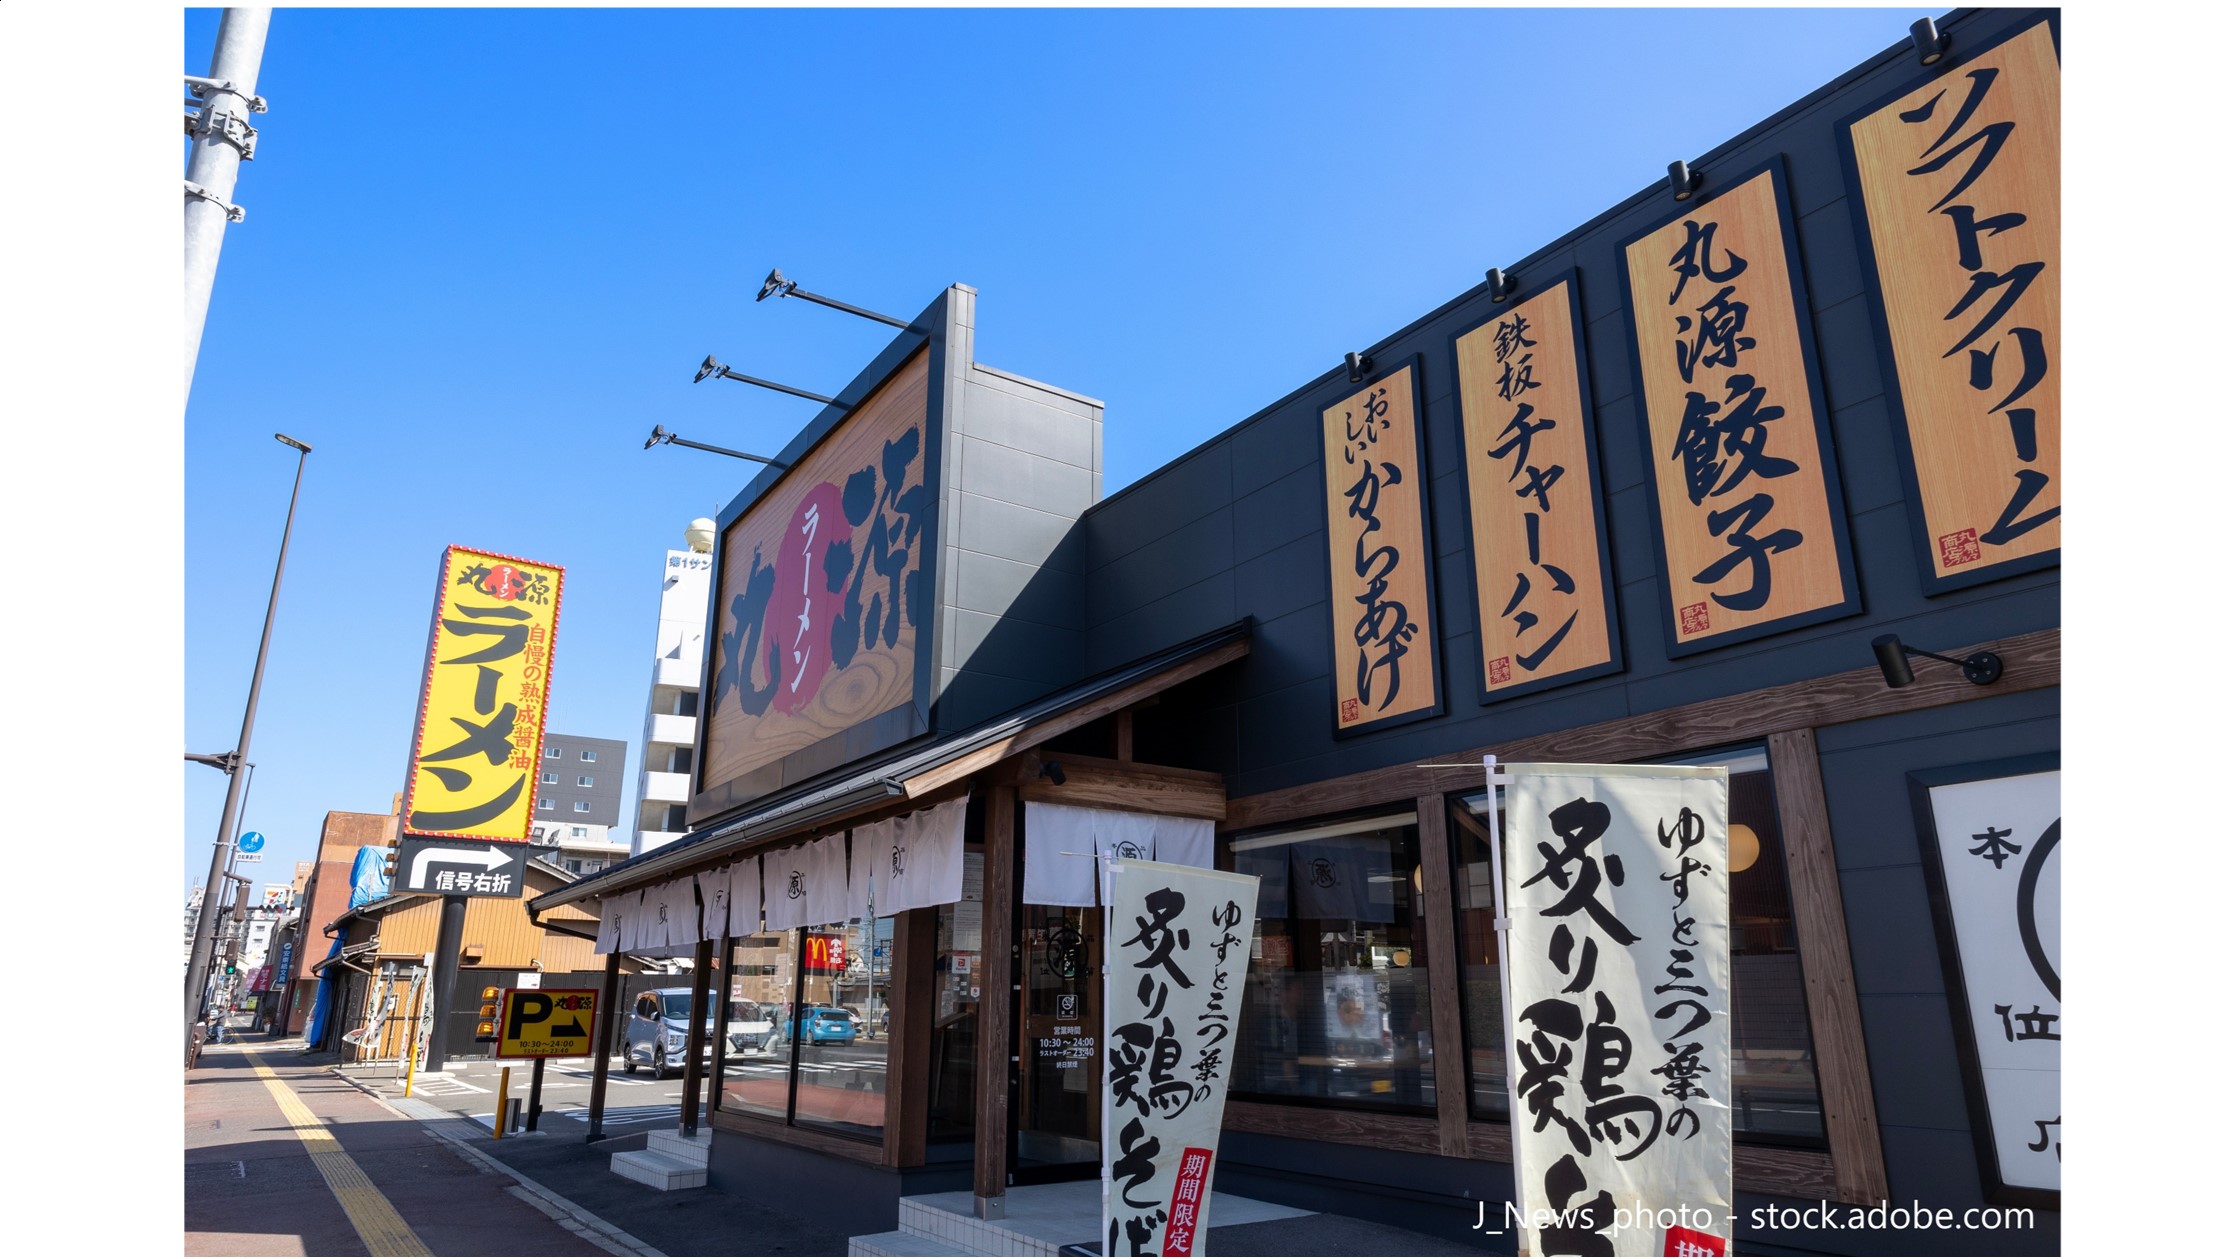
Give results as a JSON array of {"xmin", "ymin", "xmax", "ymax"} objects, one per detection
[{"xmin": 244, "ymin": 1048, "xmax": 431, "ymax": 1257}]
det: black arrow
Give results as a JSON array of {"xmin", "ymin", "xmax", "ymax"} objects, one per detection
[{"xmin": 552, "ymin": 1018, "xmax": 586, "ymax": 1038}]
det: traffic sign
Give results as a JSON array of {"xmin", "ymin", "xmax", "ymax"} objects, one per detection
[
  {"xmin": 393, "ymin": 835, "xmax": 529, "ymax": 897},
  {"xmin": 495, "ymin": 988, "xmax": 597, "ymax": 1058},
  {"xmin": 236, "ymin": 831, "xmax": 266, "ymax": 854}
]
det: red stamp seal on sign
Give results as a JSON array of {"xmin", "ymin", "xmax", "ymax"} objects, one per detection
[
  {"xmin": 1680, "ymin": 602, "xmax": 1711, "ymax": 635},
  {"xmin": 1939, "ymin": 527, "xmax": 1982, "ymax": 568},
  {"xmin": 1664, "ymin": 1224, "xmax": 1728, "ymax": 1256},
  {"xmin": 1340, "ymin": 698, "xmax": 1359, "ymax": 723},
  {"xmin": 1487, "ymin": 656, "xmax": 1512, "ymax": 685}
]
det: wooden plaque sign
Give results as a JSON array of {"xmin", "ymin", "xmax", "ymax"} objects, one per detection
[
  {"xmin": 1846, "ymin": 19, "xmax": 2060, "ymax": 591},
  {"xmin": 702, "ymin": 347, "xmax": 933, "ymax": 795},
  {"xmin": 1453, "ymin": 272, "xmax": 1621, "ymax": 702},
  {"xmin": 1619, "ymin": 159, "xmax": 1859, "ymax": 656},
  {"xmin": 1318, "ymin": 359, "xmax": 1443, "ymax": 735}
]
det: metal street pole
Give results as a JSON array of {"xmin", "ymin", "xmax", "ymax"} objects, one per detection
[
  {"xmin": 185, "ymin": 8, "xmax": 272, "ymax": 397},
  {"xmin": 185, "ymin": 435, "xmax": 311, "ymax": 1062}
]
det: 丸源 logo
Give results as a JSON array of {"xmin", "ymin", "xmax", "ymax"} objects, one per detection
[
  {"xmin": 1114, "ymin": 841, "xmax": 1145, "ymax": 860},
  {"xmin": 787, "ymin": 870, "xmax": 805, "ymax": 900},
  {"xmin": 1310, "ymin": 857, "xmax": 1339, "ymax": 888}
]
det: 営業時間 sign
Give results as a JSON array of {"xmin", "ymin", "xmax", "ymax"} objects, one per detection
[
  {"xmin": 402, "ymin": 547, "xmax": 564, "ymax": 840},
  {"xmin": 1318, "ymin": 360, "xmax": 1443, "ymax": 735},
  {"xmin": 1846, "ymin": 20, "xmax": 2060, "ymax": 591},
  {"xmin": 1620, "ymin": 161, "xmax": 1858, "ymax": 657}
]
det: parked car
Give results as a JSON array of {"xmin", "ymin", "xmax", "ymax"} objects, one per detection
[
  {"xmin": 622, "ymin": 988, "xmax": 740, "ymax": 1079},
  {"xmin": 769, "ymin": 1003, "xmax": 857, "ymax": 1046},
  {"xmin": 726, "ymin": 1001, "xmax": 775, "ymax": 1055}
]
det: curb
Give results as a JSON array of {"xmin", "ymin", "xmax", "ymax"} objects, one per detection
[{"xmin": 330, "ymin": 1068, "xmax": 664, "ymax": 1257}]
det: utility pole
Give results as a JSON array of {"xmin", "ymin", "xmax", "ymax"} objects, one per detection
[
  {"xmin": 184, "ymin": 436, "xmax": 312, "ymax": 1062},
  {"xmin": 185, "ymin": 8, "xmax": 272, "ymax": 398}
]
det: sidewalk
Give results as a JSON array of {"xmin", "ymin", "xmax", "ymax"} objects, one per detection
[{"xmin": 186, "ymin": 1030, "xmax": 625, "ymax": 1256}]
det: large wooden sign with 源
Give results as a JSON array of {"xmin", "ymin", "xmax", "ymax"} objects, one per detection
[
  {"xmin": 1845, "ymin": 19, "xmax": 2060, "ymax": 592},
  {"xmin": 1619, "ymin": 159, "xmax": 1859, "ymax": 657},
  {"xmin": 1317, "ymin": 359, "xmax": 1443, "ymax": 736},
  {"xmin": 1453, "ymin": 272, "xmax": 1622, "ymax": 703},
  {"xmin": 701, "ymin": 347, "xmax": 933, "ymax": 802}
]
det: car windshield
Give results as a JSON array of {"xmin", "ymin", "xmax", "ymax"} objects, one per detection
[
  {"xmin": 659, "ymin": 993, "xmax": 712, "ymax": 1021},
  {"xmin": 727, "ymin": 1002, "xmax": 761, "ymax": 1022}
]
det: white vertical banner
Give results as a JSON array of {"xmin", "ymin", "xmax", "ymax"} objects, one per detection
[
  {"xmin": 1500, "ymin": 760, "xmax": 1733, "ymax": 1257},
  {"xmin": 1103, "ymin": 858, "xmax": 1260, "ymax": 1257},
  {"xmin": 1921, "ymin": 768, "xmax": 2060, "ymax": 1196}
]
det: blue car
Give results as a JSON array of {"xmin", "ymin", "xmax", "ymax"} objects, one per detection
[{"xmin": 771, "ymin": 1004, "xmax": 857, "ymax": 1046}]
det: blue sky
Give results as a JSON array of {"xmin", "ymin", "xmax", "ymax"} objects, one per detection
[{"xmin": 181, "ymin": 5, "xmax": 1917, "ymax": 896}]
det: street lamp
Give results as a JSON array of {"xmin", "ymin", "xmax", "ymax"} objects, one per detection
[
  {"xmin": 643, "ymin": 424, "xmax": 788, "ymax": 469},
  {"xmin": 185, "ymin": 432, "xmax": 311, "ymax": 1061}
]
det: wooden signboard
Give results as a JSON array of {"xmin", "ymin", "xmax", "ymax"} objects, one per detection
[
  {"xmin": 1845, "ymin": 19, "xmax": 2060, "ymax": 592},
  {"xmin": 702, "ymin": 347, "xmax": 933, "ymax": 797},
  {"xmin": 1318, "ymin": 359, "xmax": 1443, "ymax": 736},
  {"xmin": 1619, "ymin": 159, "xmax": 1859, "ymax": 656},
  {"xmin": 1452, "ymin": 271, "xmax": 1621, "ymax": 703}
]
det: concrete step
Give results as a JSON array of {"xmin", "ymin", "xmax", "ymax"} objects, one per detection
[
  {"xmin": 645, "ymin": 1127, "xmax": 712, "ymax": 1164},
  {"xmin": 898, "ymin": 1197, "xmax": 1069, "ymax": 1256},
  {"xmin": 847, "ymin": 1229, "xmax": 976, "ymax": 1257},
  {"xmin": 610, "ymin": 1147, "xmax": 707, "ymax": 1191}
]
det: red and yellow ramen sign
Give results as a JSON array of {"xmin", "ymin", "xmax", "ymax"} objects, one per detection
[{"xmin": 402, "ymin": 546, "xmax": 564, "ymax": 840}]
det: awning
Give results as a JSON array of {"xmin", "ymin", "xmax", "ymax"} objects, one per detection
[
  {"xmin": 311, "ymin": 939, "xmax": 378, "ymax": 977},
  {"xmin": 528, "ymin": 619, "xmax": 1251, "ymax": 914}
]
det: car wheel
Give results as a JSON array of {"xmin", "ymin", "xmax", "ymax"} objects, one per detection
[
  {"xmin": 623, "ymin": 1045, "xmax": 639, "ymax": 1075},
  {"xmin": 652, "ymin": 1050, "xmax": 670, "ymax": 1081}
]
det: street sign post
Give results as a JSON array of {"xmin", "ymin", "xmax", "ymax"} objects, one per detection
[
  {"xmin": 235, "ymin": 830, "xmax": 265, "ymax": 865},
  {"xmin": 496, "ymin": 987, "xmax": 598, "ymax": 1134},
  {"xmin": 392, "ymin": 836, "xmax": 530, "ymax": 897}
]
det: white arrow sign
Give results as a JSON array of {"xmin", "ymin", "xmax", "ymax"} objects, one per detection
[{"xmin": 411, "ymin": 844, "xmax": 515, "ymax": 887}]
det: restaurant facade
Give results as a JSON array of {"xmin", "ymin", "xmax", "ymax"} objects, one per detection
[{"xmin": 529, "ymin": 9, "xmax": 2060, "ymax": 1253}]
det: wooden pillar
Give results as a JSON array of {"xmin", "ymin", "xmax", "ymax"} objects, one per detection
[
  {"xmin": 680, "ymin": 938, "xmax": 715, "ymax": 1136},
  {"xmin": 883, "ymin": 907, "xmax": 936, "ymax": 1167},
  {"xmin": 1414, "ymin": 793, "xmax": 1471, "ymax": 1158},
  {"xmin": 712, "ymin": 934, "xmax": 737, "ymax": 1112},
  {"xmin": 974, "ymin": 783, "xmax": 1018, "ymax": 1218},
  {"xmin": 1767, "ymin": 728, "xmax": 1889, "ymax": 1205},
  {"xmin": 585, "ymin": 947, "xmax": 622, "ymax": 1142}
]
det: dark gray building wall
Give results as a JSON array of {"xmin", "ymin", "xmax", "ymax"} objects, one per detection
[
  {"xmin": 535, "ymin": 733, "xmax": 627, "ymax": 827},
  {"xmin": 1085, "ymin": 7, "xmax": 2058, "ymax": 806}
]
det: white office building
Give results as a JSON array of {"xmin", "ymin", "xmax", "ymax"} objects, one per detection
[{"xmin": 632, "ymin": 518, "xmax": 716, "ymax": 856}]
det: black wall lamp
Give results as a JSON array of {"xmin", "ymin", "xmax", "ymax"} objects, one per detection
[
  {"xmin": 1040, "ymin": 760, "xmax": 1067, "ymax": 786},
  {"xmin": 1871, "ymin": 634, "xmax": 2003, "ymax": 688},
  {"xmin": 693, "ymin": 355, "xmax": 838, "ymax": 407},
  {"xmin": 1345, "ymin": 351, "xmax": 1374, "ymax": 384},
  {"xmin": 1485, "ymin": 267, "xmax": 1517, "ymax": 304},
  {"xmin": 1668, "ymin": 159, "xmax": 1705, "ymax": 202},
  {"xmin": 644, "ymin": 424, "xmax": 789, "ymax": 469},
  {"xmin": 1910, "ymin": 17, "xmax": 1952, "ymax": 66},
  {"xmin": 756, "ymin": 267, "xmax": 915, "ymax": 331}
]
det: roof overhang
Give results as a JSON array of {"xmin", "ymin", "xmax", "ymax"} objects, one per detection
[{"xmin": 528, "ymin": 619, "xmax": 1251, "ymax": 915}]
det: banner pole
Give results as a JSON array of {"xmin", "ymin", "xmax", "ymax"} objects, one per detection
[{"xmin": 1486, "ymin": 755, "xmax": 1528, "ymax": 1257}]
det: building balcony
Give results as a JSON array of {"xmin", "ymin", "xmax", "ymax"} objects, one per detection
[
  {"xmin": 652, "ymin": 655, "xmax": 701, "ymax": 691},
  {"xmin": 642, "ymin": 770, "xmax": 691, "ymax": 806},
  {"xmin": 638, "ymin": 829, "xmax": 687, "ymax": 854},
  {"xmin": 647, "ymin": 712, "xmax": 696, "ymax": 748}
]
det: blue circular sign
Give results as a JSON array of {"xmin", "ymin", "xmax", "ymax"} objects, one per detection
[{"xmin": 237, "ymin": 830, "xmax": 266, "ymax": 854}]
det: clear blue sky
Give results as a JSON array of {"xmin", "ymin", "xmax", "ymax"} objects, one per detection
[{"xmin": 183, "ymin": 5, "xmax": 1915, "ymax": 897}]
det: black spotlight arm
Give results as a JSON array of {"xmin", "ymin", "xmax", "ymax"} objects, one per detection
[
  {"xmin": 1873, "ymin": 633, "xmax": 2003, "ymax": 686},
  {"xmin": 755, "ymin": 268, "xmax": 914, "ymax": 330}
]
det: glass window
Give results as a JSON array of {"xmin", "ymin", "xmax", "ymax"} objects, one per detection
[
  {"xmin": 571, "ymin": 826, "xmax": 587, "ymax": 838},
  {"xmin": 542, "ymin": 771, "xmax": 557, "ymax": 785},
  {"xmin": 545, "ymin": 747, "xmax": 561, "ymax": 759},
  {"xmin": 715, "ymin": 904, "xmax": 892, "ymax": 1143},
  {"xmin": 573, "ymin": 801, "xmax": 591, "ymax": 813},
  {"xmin": 582, "ymin": 750, "xmax": 598, "ymax": 762},
  {"xmin": 578, "ymin": 775, "xmax": 594, "ymax": 788},
  {"xmin": 1224, "ymin": 810, "xmax": 1434, "ymax": 1112},
  {"xmin": 720, "ymin": 927, "xmax": 801, "ymax": 1122},
  {"xmin": 928, "ymin": 853, "xmax": 984, "ymax": 1144},
  {"xmin": 538, "ymin": 797, "xmax": 554, "ymax": 810},
  {"xmin": 1446, "ymin": 747, "xmax": 1827, "ymax": 1144}
]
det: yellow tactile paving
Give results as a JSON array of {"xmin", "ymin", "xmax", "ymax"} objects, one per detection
[{"xmin": 244, "ymin": 1048, "xmax": 433, "ymax": 1257}]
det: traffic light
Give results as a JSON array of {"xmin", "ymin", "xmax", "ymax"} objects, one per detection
[
  {"xmin": 224, "ymin": 960, "xmax": 238, "ymax": 976},
  {"xmin": 476, "ymin": 985, "xmax": 501, "ymax": 1043}
]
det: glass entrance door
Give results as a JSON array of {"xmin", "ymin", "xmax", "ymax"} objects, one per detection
[{"xmin": 1014, "ymin": 904, "xmax": 1102, "ymax": 1181}]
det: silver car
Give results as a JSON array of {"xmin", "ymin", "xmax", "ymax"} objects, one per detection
[{"xmin": 622, "ymin": 989, "xmax": 771, "ymax": 1078}]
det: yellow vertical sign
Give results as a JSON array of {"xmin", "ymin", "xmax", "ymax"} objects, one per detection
[
  {"xmin": 1849, "ymin": 21, "xmax": 2060, "ymax": 587},
  {"xmin": 1320, "ymin": 361, "xmax": 1442, "ymax": 734},
  {"xmin": 403, "ymin": 546, "xmax": 565, "ymax": 840}
]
